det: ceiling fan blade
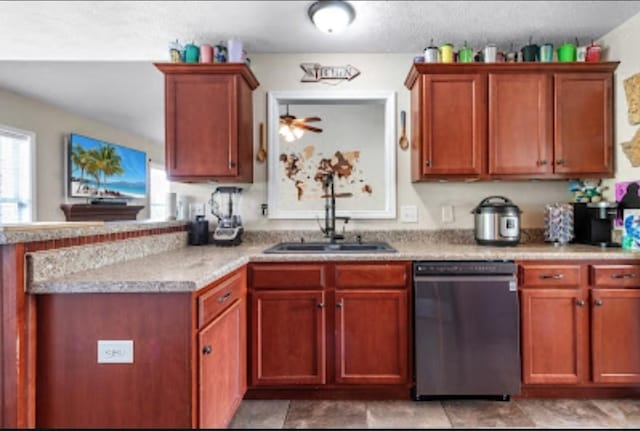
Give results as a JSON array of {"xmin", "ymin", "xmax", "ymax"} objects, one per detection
[
  {"xmin": 298, "ymin": 124, "xmax": 323, "ymax": 133},
  {"xmin": 299, "ymin": 116, "xmax": 322, "ymax": 122}
]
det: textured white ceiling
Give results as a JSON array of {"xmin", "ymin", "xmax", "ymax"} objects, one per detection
[
  {"xmin": 0, "ymin": 1, "xmax": 639, "ymax": 145},
  {"xmin": 1, "ymin": 1, "xmax": 639, "ymax": 59}
]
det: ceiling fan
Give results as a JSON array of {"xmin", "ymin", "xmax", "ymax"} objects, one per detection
[{"xmin": 279, "ymin": 105, "xmax": 323, "ymax": 142}]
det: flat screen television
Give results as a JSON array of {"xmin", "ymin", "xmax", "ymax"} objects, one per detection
[{"xmin": 67, "ymin": 133, "xmax": 147, "ymax": 200}]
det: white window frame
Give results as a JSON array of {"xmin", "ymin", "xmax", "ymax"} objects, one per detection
[
  {"xmin": 0, "ymin": 124, "xmax": 36, "ymax": 223},
  {"xmin": 149, "ymin": 162, "xmax": 169, "ymax": 220}
]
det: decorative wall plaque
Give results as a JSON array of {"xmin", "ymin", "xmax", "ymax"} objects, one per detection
[{"xmin": 300, "ymin": 63, "xmax": 361, "ymax": 82}]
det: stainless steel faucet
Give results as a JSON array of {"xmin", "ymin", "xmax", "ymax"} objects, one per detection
[{"xmin": 319, "ymin": 171, "xmax": 350, "ymax": 243}]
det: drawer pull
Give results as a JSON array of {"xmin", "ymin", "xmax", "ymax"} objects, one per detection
[
  {"xmin": 576, "ymin": 299, "xmax": 585, "ymax": 307},
  {"xmin": 610, "ymin": 273, "xmax": 636, "ymax": 279},
  {"xmin": 540, "ymin": 274, "xmax": 564, "ymax": 280},
  {"xmin": 202, "ymin": 345, "xmax": 213, "ymax": 355},
  {"xmin": 594, "ymin": 299, "xmax": 603, "ymax": 307},
  {"xmin": 316, "ymin": 303, "xmax": 324, "ymax": 309},
  {"xmin": 217, "ymin": 292, "xmax": 232, "ymax": 303},
  {"xmin": 336, "ymin": 299, "xmax": 344, "ymax": 309}
]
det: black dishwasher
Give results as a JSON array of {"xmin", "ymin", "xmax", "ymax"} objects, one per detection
[{"xmin": 413, "ymin": 261, "xmax": 521, "ymax": 400}]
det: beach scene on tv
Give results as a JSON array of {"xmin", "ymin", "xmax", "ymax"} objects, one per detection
[{"xmin": 69, "ymin": 134, "xmax": 147, "ymax": 199}]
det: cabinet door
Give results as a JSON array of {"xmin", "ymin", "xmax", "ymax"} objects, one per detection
[
  {"xmin": 334, "ymin": 290, "xmax": 408, "ymax": 384},
  {"xmin": 166, "ymin": 74, "xmax": 238, "ymax": 179},
  {"xmin": 554, "ymin": 73, "xmax": 613, "ymax": 175},
  {"xmin": 251, "ymin": 290, "xmax": 326, "ymax": 385},
  {"xmin": 488, "ymin": 73, "xmax": 553, "ymax": 175},
  {"xmin": 520, "ymin": 288, "xmax": 588, "ymax": 384},
  {"xmin": 199, "ymin": 298, "xmax": 245, "ymax": 429},
  {"xmin": 591, "ymin": 289, "xmax": 640, "ymax": 384},
  {"xmin": 419, "ymin": 74, "xmax": 486, "ymax": 176}
]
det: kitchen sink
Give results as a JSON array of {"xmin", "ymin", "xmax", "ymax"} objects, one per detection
[{"xmin": 262, "ymin": 241, "xmax": 397, "ymax": 254}]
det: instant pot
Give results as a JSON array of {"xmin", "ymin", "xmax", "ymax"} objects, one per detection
[{"xmin": 472, "ymin": 196, "xmax": 522, "ymax": 246}]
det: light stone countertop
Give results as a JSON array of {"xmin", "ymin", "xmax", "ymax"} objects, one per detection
[
  {"xmin": 28, "ymin": 241, "xmax": 640, "ymax": 294},
  {"xmin": 0, "ymin": 219, "xmax": 189, "ymax": 245}
]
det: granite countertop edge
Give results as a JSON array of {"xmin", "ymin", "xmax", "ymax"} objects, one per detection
[{"xmin": 27, "ymin": 242, "xmax": 640, "ymax": 294}]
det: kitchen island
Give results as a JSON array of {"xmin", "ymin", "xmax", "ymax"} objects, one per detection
[{"xmin": 4, "ymin": 223, "xmax": 640, "ymax": 428}]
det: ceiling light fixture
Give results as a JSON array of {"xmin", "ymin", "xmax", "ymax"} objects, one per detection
[{"xmin": 308, "ymin": 0, "xmax": 356, "ymax": 34}]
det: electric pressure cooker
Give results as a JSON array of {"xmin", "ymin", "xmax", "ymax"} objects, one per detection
[{"xmin": 472, "ymin": 196, "xmax": 522, "ymax": 246}]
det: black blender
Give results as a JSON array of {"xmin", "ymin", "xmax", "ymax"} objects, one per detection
[{"xmin": 210, "ymin": 186, "xmax": 244, "ymax": 246}]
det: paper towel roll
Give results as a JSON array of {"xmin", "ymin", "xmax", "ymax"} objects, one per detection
[{"xmin": 166, "ymin": 192, "xmax": 177, "ymax": 220}]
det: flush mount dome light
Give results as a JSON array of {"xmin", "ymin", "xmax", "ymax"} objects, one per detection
[{"xmin": 308, "ymin": 0, "xmax": 356, "ymax": 34}]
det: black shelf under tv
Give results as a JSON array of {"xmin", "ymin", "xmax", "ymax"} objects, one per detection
[{"xmin": 60, "ymin": 204, "xmax": 144, "ymax": 221}]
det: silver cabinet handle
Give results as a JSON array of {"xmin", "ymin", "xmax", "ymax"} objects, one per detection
[
  {"xmin": 336, "ymin": 299, "xmax": 344, "ymax": 308},
  {"xmin": 217, "ymin": 292, "xmax": 232, "ymax": 303},
  {"xmin": 202, "ymin": 345, "xmax": 212, "ymax": 355},
  {"xmin": 425, "ymin": 160, "xmax": 431, "ymax": 167},
  {"xmin": 540, "ymin": 274, "xmax": 564, "ymax": 280},
  {"xmin": 610, "ymin": 273, "xmax": 636, "ymax": 279},
  {"xmin": 316, "ymin": 303, "xmax": 324, "ymax": 308},
  {"xmin": 594, "ymin": 299, "xmax": 603, "ymax": 307},
  {"xmin": 537, "ymin": 160, "xmax": 548, "ymax": 166},
  {"xmin": 576, "ymin": 299, "xmax": 585, "ymax": 307},
  {"xmin": 556, "ymin": 159, "xmax": 565, "ymax": 166},
  {"xmin": 229, "ymin": 161, "xmax": 237, "ymax": 168}
]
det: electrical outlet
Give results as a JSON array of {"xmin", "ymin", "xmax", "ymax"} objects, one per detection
[
  {"xmin": 441, "ymin": 205, "xmax": 455, "ymax": 223},
  {"xmin": 400, "ymin": 205, "xmax": 418, "ymax": 223},
  {"xmin": 97, "ymin": 340, "xmax": 134, "ymax": 364}
]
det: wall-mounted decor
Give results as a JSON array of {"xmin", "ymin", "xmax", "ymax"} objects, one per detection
[
  {"xmin": 622, "ymin": 128, "xmax": 640, "ymax": 167},
  {"xmin": 300, "ymin": 63, "xmax": 360, "ymax": 82},
  {"xmin": 624, "ymin": 72, "xmax": 640, "ymax": 125},
  {"xmin": 266, "ymin": 91, "xmax": 396, "ymax": 219}
]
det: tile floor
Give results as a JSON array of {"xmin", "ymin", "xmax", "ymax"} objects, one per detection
[{"xmin": 230, "ymin": 398, "xmax": 640, "ymax": 429}]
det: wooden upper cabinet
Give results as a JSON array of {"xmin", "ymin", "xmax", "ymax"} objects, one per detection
[
  {"xmin": 154, "ymin": 63, "xmax": 259, "ymax": 182},
  {"xmin": 414, "ymin": 73, "xmax": 486, "ymax": 178},
  {"xmin": 488, "ymin": 73, "xmax": 552, "ymax": 175},
  {"xmin": 405, "ymin": 62, "xmax": 618, "ymax": 181},
  {"xmin": 554, "ymin": 72, "xmax": 613, "ymax": 176}
]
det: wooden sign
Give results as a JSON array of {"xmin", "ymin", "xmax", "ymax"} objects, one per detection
[{"xmin": 300, "ymin": 63, "xmax": 361, "ymax": 82}]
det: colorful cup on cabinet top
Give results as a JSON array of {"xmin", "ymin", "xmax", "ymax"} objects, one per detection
[
  {"xmin": 539, "ymin": 43, "xmax": 553, "ymax": 62},
  {"xmin": 184, "ymin": 43, "xmax": 200, "ymax": 63},
  {"xmin": 424, "ymin": 45, "xmax": 439, "ymax": 63},
  {"xmin": 483, "ymin": 44, "xmax": 497, "ymax": 62},
  {"xmin": 199, "ymin": 44, "xmax": 213, "ymax": 63},
  {"xmin": 439, "ymin": 43, "xmax": 454, "ymax": 63},
  {"xmin": 557, "ymin": 42, "xmax": 577, "ymax": 62},
  {"xmin": 586, "ymin": 43, "xmax": 601, "ymax": 62},
  {"xmin": 214, "ymin": 44, "xmax": 227, "ymax": 63},
  {"xmin": 521, "ymin": 44, "xmax": 539, "ymax": 61},
  {"xmin": 576, "ymin": 46, "xmax": 588, "ymax": 62},
  {"xmin": 458, "ymin": 46, "xmax": 474, "ymax": 63}
]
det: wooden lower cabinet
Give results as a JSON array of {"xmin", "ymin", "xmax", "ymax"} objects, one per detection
[
  {"xmin": 335, "ymin": 290, "xmax": 408, "ymax": 384},
  {"xmin": 35, "ymin": 267, "xmax": 247, "ymax": 429},
  {"xmin": 248, "ymin": 262, "xmax": 412, "ymax": 395},
  {"xmin": 591, "ymin": 288, "xmax": 640, "ymax": 384},
  {"xmin": 520, "ymin": 288, "xmax": 588, "ymax": 384},
  {"xmin": 251, "ymin": 290, "xmax": 326, "ymax": 385},
  {"xmin": 519, "ymin": 261, "xmax": 640, "ymax": 395}
]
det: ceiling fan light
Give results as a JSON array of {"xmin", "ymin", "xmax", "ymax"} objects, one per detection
[
  {"xmin": 292, "ymin": 127, "xmax": 305, "ymax": 139},
  {"xmin": 308, "ymin": 0, "xmax": 355, "ymax": 34}
]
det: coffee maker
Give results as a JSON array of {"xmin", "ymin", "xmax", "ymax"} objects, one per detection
[
  {"xmin": 572, "ymin": 201, "xmax": 620, "ymax": 247},
  {"xmin": 210, "ymin": 186, "xmax": 243, "ymax": 246}
]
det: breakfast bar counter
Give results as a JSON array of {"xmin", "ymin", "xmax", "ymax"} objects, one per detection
[{"xmin": 27, "ymin": 239, "xmax": 640, "ymax": 294}]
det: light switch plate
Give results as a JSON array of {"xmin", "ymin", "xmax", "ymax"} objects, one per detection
[
  {"xmin": 97, "ymin": 340, "xmax": 134, "ymax": 364},
  {"xmin": 441, "ymin": 205, "xmax": 455, "ymax": 223},
  {"xmin": 400, "ymin": 205, "xmax": 418, "ymax": 223}
]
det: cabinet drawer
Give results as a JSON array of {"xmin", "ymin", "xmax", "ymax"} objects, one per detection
[
  {"xmin": 250, "ymin": 264, "xmax": 327, "ymax": 289},
  {"xmin": 198, "ymin": 270, "xmax": 245, "ymax": 328},
  {"xmin": 520, "ymin": 264, "xmax": 581, "ymax": 287},
  {"xmin": 335, "ymin": 263, "xmax": 408, "ymax": 289},
  {"xmin": 591, "ymin": 265, "xmax": 640, "ymax": 287}
]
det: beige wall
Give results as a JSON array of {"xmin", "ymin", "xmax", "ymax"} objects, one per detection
[
  {"xmin": 599, "ymin": 10, "xmax": 640, "ymax": 196},
  {"xmin": 172, "ymin": 53, "xmax": 571, "ymax": 230},
  {"xmin": 0, "ymin": 87, "xmax": 164, "ymax": 221}
]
